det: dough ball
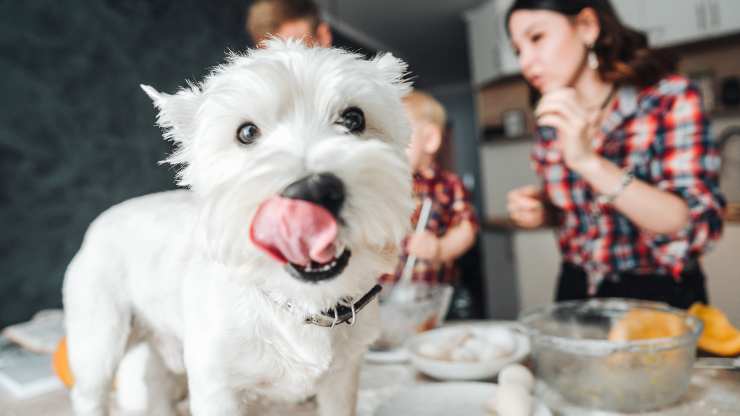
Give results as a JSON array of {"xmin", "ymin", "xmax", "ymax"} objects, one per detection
[{"xmin": 499, "ymin": 363, "xmax": 535, "ymax": 392}]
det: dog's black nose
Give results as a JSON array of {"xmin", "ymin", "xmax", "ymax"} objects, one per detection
[{"xmin": 280, "ymin": 173, "xmax": 345, "ymax": 218}]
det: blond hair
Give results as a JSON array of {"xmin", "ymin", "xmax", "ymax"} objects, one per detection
[
  {"xmin": 247, "ymin": 0, "xmax": 321, "ymax": 44},
  {"xmin": 403, "ymin": 90, "xmax": 447, "ymax": 130}
]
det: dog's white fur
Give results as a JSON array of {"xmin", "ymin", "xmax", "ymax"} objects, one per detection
[{"xmin": 63, "ymin": 40, "xmax": 413, "ymax": 416}]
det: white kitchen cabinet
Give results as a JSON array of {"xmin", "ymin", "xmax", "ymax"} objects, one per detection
[
  {"xmin": 512, "ymin": 229, "xmax": 561, "ymax": 313},
  {"xmin": 644, "ymin": 0, "xmax": 708, "ymax": 47},
  {"xmin": 645, "ymin": 0, "xmax": 740, "ymax": 47},
  {"xmin": 493, "ymin": 0, "xmax": 520, "ymax": 77},
  {"xmin": 465, "ymin": 1, "xmax": 499, "ymax": 86},
  {"xmin": 480, "ymin": 227, "xmax": 560, "ymax": 319},
  {"xmin": 464, "ymin": 0, "xmax": 519, "ymax": 86},
  {"xmin": 481, "ymin": 230, "xmax": 519, "ymax": 319},
  {"xmin": 707, "ymin": 0, "xmax": 740, "ymax": 38},
  {"xmin": 703, "ymin": 224, "xmax": 740, "ymax": 325},
  {"xmin": 480, "ymin": 141, "xmax": 539, "ymax": 219},
  {"xmin": 612, "ymin": 0, "xmax": 646, "ymax": 29},
  {"xmin": 465, "ymin": 0, "xmax": 740, "ymax": 85}
]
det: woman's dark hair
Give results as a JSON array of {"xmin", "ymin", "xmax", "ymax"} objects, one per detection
[{"xmin": 506, "ymin": 0, "xmax": 676, "ymax": 90}]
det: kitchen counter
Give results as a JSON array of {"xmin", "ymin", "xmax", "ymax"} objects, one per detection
[
  {"xmin": 3, "ymin": 357, "xmax": 739, "ymax": 415},
  {"xmin": 360, "ymin": 364, "xmax": 740, "ymax": 416},
  {"xmin": 536, "ymin": 367, "xmax": 740, "ymax": 415}
]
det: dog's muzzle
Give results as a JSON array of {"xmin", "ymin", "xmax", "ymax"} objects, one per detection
[{"xmin": 280, "ymin": 172, "xmax": 351, "ymax": 283}]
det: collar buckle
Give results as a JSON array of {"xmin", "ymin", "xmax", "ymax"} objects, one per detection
[{"xmin": 304, "ymin": 284, "xmax": 382, "ymax": 328}]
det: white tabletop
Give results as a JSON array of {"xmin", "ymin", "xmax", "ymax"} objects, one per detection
[
  {"xmin": 3, "ymin": 323, "xmax": 740, "ymax": 416},
  {"xmin": 2, "ymin": 360, "xmax": 739, "ymax": 416}
]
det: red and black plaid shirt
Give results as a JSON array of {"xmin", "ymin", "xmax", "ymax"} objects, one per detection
[
  {"xmin": 533, "ymin": 75, "xmax": 725, "ymax": 293},
  {"xmin": 381, "ymin": 164, "xmax": 478, "ymax": 285}
]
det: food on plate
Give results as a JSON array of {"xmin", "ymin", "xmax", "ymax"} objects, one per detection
[
  {"xmin": 498, "ymin": 363, "xmax": 535, "ymax": 392},
  {"xmin": 416, "ymin": 326, "xmax": 516, "ymax": 362}
]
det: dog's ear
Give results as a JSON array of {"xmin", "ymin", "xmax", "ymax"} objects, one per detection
[
  {"xmin": 140, "ymin": 83, "xmax": 202, "ymax": 169},
  {"xmin": 372, "ymin": 53, "xmax": 411, "ymax": 96},
  {"xmin": 140, "ymin": 84, "xmax": 202, "ymax": 143}
]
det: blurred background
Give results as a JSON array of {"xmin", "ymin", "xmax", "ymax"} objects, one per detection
[
  {"xmin": 2, "ymin": 0, "xmax": 740, "ymax": 328},
  {"xmin": 2, "ymin": 0, "xmax": 251, "ymax": 328}
]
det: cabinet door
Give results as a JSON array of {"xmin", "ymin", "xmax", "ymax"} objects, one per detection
[
  {"xmin": 465, "ymin": 1, "xmax": 499, "ymax": 85},
  {"xmin": 644, "ymin": 0, "xmax": 706, "ymax": 47},
  {"xmin": 611, "ymin": 0, "xmax": 646, "ymax": 30},
  {"xmin": 706, "ymin": 0, "xmax": 740, "ymax": 38},
  {"xmin": 494, "ymin": 0, "xmax": 520, "ymax": 76}
]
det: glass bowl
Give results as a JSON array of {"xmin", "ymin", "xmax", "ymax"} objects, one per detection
[
  {"xmin": 370, "ymin": 283, "xmax": 453, "ymax": 352},
  {"xmin": 519, "ymin": 298, "xmax": 702, "ymax": 412}
]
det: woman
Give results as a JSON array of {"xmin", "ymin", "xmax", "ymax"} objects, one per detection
[{"xmin": 505, "ymin": 0, "xmax": 726, "ymax": 308}]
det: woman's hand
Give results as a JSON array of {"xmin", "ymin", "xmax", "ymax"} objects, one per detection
[
  {"xmin": 535, "ymin": 88, "xmax": 599, "ymax": 173},
  {"xmin": 507, "ymin": 185, "xmax": 546, "ymax": 229},
  {"xmin": 406, "ymin": 230, "xmax": 441, "ymax": 261}
]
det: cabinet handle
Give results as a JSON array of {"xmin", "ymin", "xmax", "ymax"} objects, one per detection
[
  {"xmin": 696, "ymin": 1, "xmax": 707, "ymax": 31},
  {"xmin": 709, "ymin": 0, "xmax": 721, "ymax": 28},
  {"xmin": 492, "ymin": 46, "xmax": 501, "ymax": 72}
]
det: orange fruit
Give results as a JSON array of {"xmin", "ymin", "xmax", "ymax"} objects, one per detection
[
  {"xmin": 52, "ymin": 337, "xmax": 74, "ymax": 388},
  {"xmin": 608, "ymin": 309, "xmax": 685, "ymax": 341},
  {"xmin": 689, "ymin": 303, "xmax": 740, "ymax": 356}
]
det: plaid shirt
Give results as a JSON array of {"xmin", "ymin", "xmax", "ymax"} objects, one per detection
[
  {"xmin": 381, "ymin": 164, "xmax": 478, "ymax": 285},
  {"xmin": 533, "ymin": 75, "xmax": 725, "ymax": 293}
]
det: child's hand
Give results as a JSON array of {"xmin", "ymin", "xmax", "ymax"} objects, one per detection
[{"xmin": 406, "ymin": 230, "xmax": 440, "ymax": 261}]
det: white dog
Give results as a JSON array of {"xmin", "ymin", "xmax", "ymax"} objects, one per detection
[{"xmin": 62, "ymin": 40, "xmax": 413, "ymax": 416}]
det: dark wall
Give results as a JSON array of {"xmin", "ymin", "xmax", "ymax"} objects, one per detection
[
  {"xmin": 0, "ymin": 1, "xmax": 374, "ymax": 329},
  {"xmin": 0, "ymin": 0, "xmax": 253, "ymax": 328}
]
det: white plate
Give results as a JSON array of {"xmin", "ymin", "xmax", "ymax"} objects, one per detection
[
  {"xmin": 406, "ymin": 323, "xmax": 530, "ymax": 380},
  {"xmin": 365, "ymin": 347, "xmax": 408, "ymax": 364},
  {"xmin": 375, "ymin": 382, "xmax": 552, "ymax": 416}
]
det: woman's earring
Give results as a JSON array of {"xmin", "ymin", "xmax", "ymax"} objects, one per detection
[{"xmin": 587, "ymin": 44, "xmax": 599, "ymax": 70}]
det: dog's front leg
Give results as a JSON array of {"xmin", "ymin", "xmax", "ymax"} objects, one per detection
[
  {"xmin": 316, "ymin": 355, "xmax": 362, "ymax": 416},
  {"xmin": 184, "ymin": 339, "xmax": 245, "ymax": 416},
  {"xmin": 186, "ymin": 361, "xmax": 245, "ymax": 415}
]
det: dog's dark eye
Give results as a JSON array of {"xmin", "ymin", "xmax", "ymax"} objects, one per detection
[
  {"xmin": 337, "ymin": 107, "xmax": 365, "ymax": 134},
  {"xmin": 236, "ymin": 122, "xmax": 260, "ymax": 145}
]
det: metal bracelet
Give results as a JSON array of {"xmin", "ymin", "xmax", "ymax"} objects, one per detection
[{"xmin": 596, "ymin": 170, "xmax": 635, "ymax": 205}]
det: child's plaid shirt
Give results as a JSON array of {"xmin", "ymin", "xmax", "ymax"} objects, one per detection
[{"xmin": 381, "ymin": 164, "xmax": 478, "ymax": 285}]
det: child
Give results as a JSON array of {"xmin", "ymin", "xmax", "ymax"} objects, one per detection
[{"xmin": 382, "ymin": 90, "xmax": 478, "ymax": 286}]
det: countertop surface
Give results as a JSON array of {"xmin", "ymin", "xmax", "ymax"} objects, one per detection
[{"xmin": 2, "ymin": 354, "xmax": 739, "ymax": 416}]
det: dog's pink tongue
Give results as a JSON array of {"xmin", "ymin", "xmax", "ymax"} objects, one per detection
[{"xmin": 250, "ymin": 196, "xmax": 337, "ymax": 266}]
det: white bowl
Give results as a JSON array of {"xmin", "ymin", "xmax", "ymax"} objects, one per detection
[{"xmin": 406, "ymin": 323, "xmax": 530, "ymax": 381}]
